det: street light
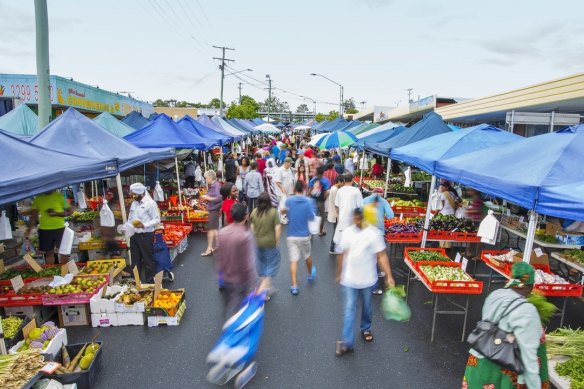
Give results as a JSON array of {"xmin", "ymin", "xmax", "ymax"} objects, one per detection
[
  {"xmin": 310, "ymin": 73, "xmax": 343, "ymax": 117},
  {"xmin": 225, "ymin": 68, "xmax": 253, "ymax": 77}
]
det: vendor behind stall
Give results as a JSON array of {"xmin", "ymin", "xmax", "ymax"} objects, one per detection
[
  {"xmin": 128, "ymin": 183, "xmax": 159, "ymax": 283},
  {"xmin": 27, "ymin": 190, "xmax": 71, "ymax": 265}
]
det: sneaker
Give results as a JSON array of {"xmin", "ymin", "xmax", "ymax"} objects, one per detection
[
  {"xmin": 234, "ymin": 362, "xmax": 257, "ymax": 389},
  {"xmin": 329, "ymin": 250, "xmax": 337, "ymax": 254},
  {"xmin": 290, "ymin": 286, "xmax": 299, "ymax": 295},
  {"xmin": 307, "ymin": 266, "xmax": 317, "ymax": 284},
  {"xmin": 372, "ymin": 288, "xmax": 383, "ymax": 295}
]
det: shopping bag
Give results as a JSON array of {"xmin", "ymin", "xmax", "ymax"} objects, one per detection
[
  {"xmin": 308, "ymin": 216, "xmax": 321, "ymax": 235},
  {"xmin": 381, "ymin": 285, "xmax": 411, "ymax": 322},
  {"xmin": 455, "ymin": 207, "xmax": 467, "ymax": 219},
  {"xmin": 278, "ymin": 194, "xmax": 287, "ymax": 212},
  {"xmin": 99, "ymin": 199, "xmax": 115, "ymax": 227},
  {"xmin": 153, "ymin": 181, "xmax": 165, "ymax": 202},
  {"xmin": 58, "ymin": 222, "xmax": 75, "ymax": 255},
  {"xmin": 0, "ymin": 210, "xmax": 12, "ymax": 240},
  {"xmin": 77, "ymin": 190, "xmax": 88, "ymax": 209},
  {"xmin": 430, "ymin": 190, "xmax": 442, "ymax": 211},
  {"xmin": 235, "ymin": 176, "xmax": 243, "ymax": 192}
]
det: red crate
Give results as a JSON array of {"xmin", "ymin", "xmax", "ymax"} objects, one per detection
[
  {"xmin": 417, "ymin": 262, "xmax": 483, "ymax": 294},
  {"xmin": 385, "ymin": 232, "xmax": 422, "ymax": 243},
  {"xmin": 41, "ymin": 275, "xmax": 108, "ymax": 306},
  {"xmin": 481, "ymin": 250, "xmax": 512, "ymax": 273},
  {"xmin": 392, "ymin": 206, "xmax": 426, "ymax": 216},
  {"xmin": 404, "ymin": 247, "xmax": 448, "ymax": 266},
  {"xmin": 534, "ymin": 283, "xmax": 583, "ymax": 297},
  {"xmin": 0, "ymin": 264, "xmax": 66, "ymax": 286},
  {"xmin": 427, "ymin": 230, "xmax": 454, "ymax": 240},
  {"xmin": 0, "ymin": 291, "xmax": 45, "ymax": 307},
  {"xmin": 451, "ymin": 232, "xmax": 480, "ymax": 242}
]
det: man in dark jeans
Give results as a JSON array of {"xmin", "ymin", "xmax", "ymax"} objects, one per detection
[
  {"xmin": 224, "ymin": 153, "xmax": 238, "ymax": 184},
  {"xmin": 128, "ymin": 183, "xmax": 160, "ymax": 283},
  {"xmin": 308, "ymin": 166, "xmax": 330, "ymax": 237}
]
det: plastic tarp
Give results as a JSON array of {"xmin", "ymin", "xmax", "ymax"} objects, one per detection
[
  {"xmin": 391, "ymin": 124, "xmax": 522, "ymax": 173},
  {"xmin": 124, "ymin": 113, "xmax": 212, "ymax": 150},
  {"xmin": 211, "ymin": 116, "xmax": 248, "ymax": 138},
  {"xmin": 537, "ymin": 181, "xmax": 584, "ymax": 220},
  {"xmin": 0, "ymin": 104, "xmax": 39, "ymax": 136},
  {"xmin": 354, "ymin": 122, "xmax": 399, "ymax": 138},
  {"xmin": 31, "ymin": 108, "xmax": 174, "ymax": 171},
  {"xmin": 0, "ymin": 128, "xmax": 31, "ymax": 141},
  {"xmin": 365, "ymin": 112, "xmax": 451, "ymax": 157},
  {"xmin": 121, "ymin": 111, "xmax": 150, "ymax": 130},
  {"xmin": 0, "ymin": 131, "xmax": 118, "ymax": 205},
  {"xmin": 255, "ymin": 123, "xmax": 281, "ymax": 134},
  {"xmin": 318, "ymin": 118, "xmax": 347, "ymax": 133},
  {"xmin": 435, "ymin": 124, "xmax": 584, "ymax": 211},
  {"xmin": 230, "ymin": 119, "xmax": 259, "ymax": 135},
  {"xmin": 93, "ymin": 112, "xmax": 135, "ymax": 137},
  {"xmin": 352, "ymin": 126, "xmax": 407, "ymax": 150},
  {"xmin": 197, "ymin": 114, "xmax": 242, "ymax": 141},
  {"xmin": 176, "ymin": 116, "xmax": 230, "ymax": 148},
  {"xmin": 312, "ymin": 120, "xmax": 329, "ymax": 131}
]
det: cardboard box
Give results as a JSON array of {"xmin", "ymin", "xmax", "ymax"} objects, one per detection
[
  {"xmin": 512, "ymin": 250, "xmax": 550, "ymax": 266},
  {"xmin": 545, "ymin": 221, "xmax": 563, "ymax": 236},
  {"xmin": 91, "ymin": 313, "xmax": 118, "ymax": 327},
  {"xmin": 556, "ymin": 232, "xmax": 584, "ymax": 246},
  {"xmin": 89, "ymin": 285, "xmax": 126, "ymax": 314},
  {"xmin": 3, "ymin": 305, "xmax": 55, "ymax": 324},
  {"xmin": 147, "ymin": 300, "xmax": 186, "ymax": 327},
  {"xmin": 9, "ymin": 327, "xmax": 67, "ymax": 357},
  {"xmin": 114, "ymin": 289, "xmax": 153, "ymax": 313},
  {"xmin": 58, "ymin": 304, "xmax": 90, "ymax": 327},
  {"xmin": 116, "ymin": 312, "xmax": 145, "ymax": 326}
]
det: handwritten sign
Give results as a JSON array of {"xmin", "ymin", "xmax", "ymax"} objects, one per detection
[
  {"xmin": 22, "ymin": 318, "xmax": 37, "ymax": 339},
  {"xmin": 61, "ymin": 263, "xmax": 69, "ymax": 276},
  {"xmin": 534, "ymin": 248, "xmax": 544, "ymax": 257},
  {"xmin": 24, "ymin": 253, "xmax": 43, "ymax": 273},
  {"xmin": 67, "ymin": 260, "xmax": 79, "ymax": 275},
  {"xmin": 455, "ymin": 252, "xmax": 462, "ymax": 263},
  {"xmin": 461, "ymin": 257, "xmax": 469, "ymax": 272},
  {"xmin": 153, "ymin": 271, "xmax": 163, "ymax": 301},
  {"xmin": 10, "ymin": 275, "xmax": 24, "ymax": 292},
  {"xmin": 133, "ymin": 266, "xmax": 141, "ymax": 289}
]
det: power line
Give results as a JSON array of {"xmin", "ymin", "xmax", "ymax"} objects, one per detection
[{"xmin": 213, "ymin": 45, "xmax": 235, "ymax": 117}]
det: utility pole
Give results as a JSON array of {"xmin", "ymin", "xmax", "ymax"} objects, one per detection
[
  {"xmin": 340, "ymin": 86, "xmax": 344, "ymax": 117},
  {"xmin": 265, "ymin": 75, "xmax": 272, "ymax": 123},
  {"xmin": 212, "ymin": 45, "xmax": 235, "ymax": 118},
  {"xmin": 34, "ymin": 0, "xmax": 51, "ymax": 127},
  {"xmin": 238, "ymin": 82, "xmax": 242, "ymax": 104},
  {"xmin": 406, "ymin": 88, "xmax": 413, "ymax": 103}
]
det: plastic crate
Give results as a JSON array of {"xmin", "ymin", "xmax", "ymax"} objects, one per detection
[
  {"xmin": 385, "ymin": 232, "xmax": 422, "ymax": 243},
  {"xmin": 427, "ymin": 230, "xmax": 454, "ymax": 240},
  {"xmin": 78, "ymin": 241, "xmax": 104, "ymax": 251},
  {"xmin": 0, "ymin": 264, "xmax": 64, "ymax": 286},
  {"xmin": 404, "ymin": 247, "xmax": 449, "ymax": 266},
  {"xmin": 534, "ymin": 283, "xmax": 583, "ymax": 297},
  {"xmin": 146, "ymin": 289, "xmax": 185, "ymax": 317},
  {"xmin": 451, "ymin": 232, "xmax": 480, "ymax": 242},
  {"xmin": 417, "ymin": 262, "xmax": 483, "ymax": 294},
  {"xmin": 46, "ymin": 341, "xmax": 103, "ymax": 389},
  {"xmin": 480, "ymin": 250, "xmax": 513, "ymax": 272},
  {"xmin": 80, "ymin": 258, "xmax": 126, "ymax": 277},
  {"xmin": 42, "ymin": 275, "xmax": 109, "ymax": 306},
  {"xmin": 392, "ymin": 206, "xmax": 426, "ymax": 216}
]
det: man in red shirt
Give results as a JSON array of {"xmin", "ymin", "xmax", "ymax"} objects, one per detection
[
  {"xmin": 255, "ymin": 152, "xmax": 266, "ymax": 175},
  {"xmin": 323, "ymin": 162, "xmax": 338, "ymax": 186}
]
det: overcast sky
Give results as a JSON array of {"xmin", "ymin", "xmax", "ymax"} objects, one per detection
[{"xmin": 1, "ymin": 0, "xmax": 583, "ymax": 113}]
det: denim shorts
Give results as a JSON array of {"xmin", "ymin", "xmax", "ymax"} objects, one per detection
[{"xmin": 256, "ymin": 247, "xmax": 281, "ymax": 277}]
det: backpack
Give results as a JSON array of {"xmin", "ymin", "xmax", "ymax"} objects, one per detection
[
  {"xmin": 224, "ymin": 159, "xmax": 237, "ymax": 180},
  {"xmin": 310, "ymin": 178, "xmax": 325, "ymax": 202}
]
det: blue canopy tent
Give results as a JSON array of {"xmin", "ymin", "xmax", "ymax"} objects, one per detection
[
  {"xmin": 435, "ymin": 124, "xmax": 584, "ymax": 261},
  {"xmin": 391, "ymin": 123, "xmax": 522, "ymax": 246},
  {"xmin": 0, "ymin": 128, "xmax": 32, "ymax": 141},
  {"xmin": 0, "ymin": 131, "xmax": 118, "ymax": 206},
  {"xmin": 354, "ymin": 122, "xmax": 399, "ymax": 139},
  {"xmin": 311, "ymin": 120, "xmax": 329, "ymax": 132},
  {"xmin": 537, "ymin": 181, "xmax": 584, "ymax": 221},
  {"xmin": 177, "ymin": 116, "xmax": 231, "ymax": 146},
  {"xmin": 274, "ymin": 122, "xmax": 286, "ymax": 128},
  {"xmin": 121, "ymin": 111, "xmax": 150, "ymax": 130},
  {"xmin": 235, "ymin": 119, "xmax": 261, "ymax": 135},
  {"xmin": 251, "ymin": 118, "xmax": 264, "ymax": 126},
  {"xmin": 212, "ymin": 116, "xmax": 248, "ymax": 139},
  {"xmin": 364, "ymin": 112, "xmax": 452, "ymax": 157},
  {"xmin": 0, "ymin": 103, "xmax": 39, "ymax": 136},
  {"xmin": 317, "ymin": 118, "xmax": 345, "ymax": 133},
  {"xmin": 227, "ymin": 119, "xmax": 255, "ymax": 135},
  {"xmin": 93, "ymin": 112, "xmax": 135, "ymax": 137},
  {"xmin": 352, "ymin": 126, "xmax": 407, "ymax": 150},
  {"xmin": 197, "ymin": 114, "xmax": 242, "ymax": 142}
]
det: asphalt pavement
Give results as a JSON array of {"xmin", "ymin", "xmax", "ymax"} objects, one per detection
[{"xmin": 66, "ymin": 222, "xmax": 584, "ymax": 389}]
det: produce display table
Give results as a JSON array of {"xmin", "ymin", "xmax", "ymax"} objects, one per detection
[
  {"xmin": 548, "ymin": 356, "xmax": 571, "ymax": 389},
  {"xmin": 499, "ymin": 224, "xmax": 582, "ymax": 250},
  {"xmin": 551, "ymin": 252, "xmax": 584, "ymax": 283},
  {"xmin": 480, "ymin": 251, "xmax": 583, "ymax": 326},
  {"xmin": 403, "ymin": 255, "xmax": 482, "ymax": 342}
]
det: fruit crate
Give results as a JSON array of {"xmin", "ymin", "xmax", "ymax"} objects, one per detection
[
  {"xmin": 427, "ymin": 230, "xmax": 454, "ymax": 240},
  {"xmin": 78, "ymin": 240, "xmax": 105, "ymax": 251},
  {"xmin": 80, "ymin": 258, "xmax": 126, "ymax": 277},
  {"xmin": 42, "ymin": 275, "xmax": 109, "ymax": 306},
  {"xmin": 417, "ymin": 262, "xmax": 483, "ymax": 294},
  {"xmin": 146, "ymin": 289, "xmax": 185, "ymax": 317},
  {"xmin": 392, "ymin": 205, "xmax": 426, "ymax": 216},
  {"xmin": 534, "ymin": 283, "xmax": 583, "ymax": 297},
  {"xmin": 451, "ymin": 232, "xmax": 480, "ymax": 242},
  {"xmin": 404, "ymin": 247, "xmax": 449, "ymax": 267},
  {"xmin": 0, "ymin": 278, "xmax": 53, "ymax": 307},
  {"xmin": 481, "ymin": 250, "xmax": 512, "ymax": 272},
  {"xmin": 46, "ymin": 341, "xmax": 103, "ymax": 389},
  {"xmin": 385, "ymin": 232, "xmax": 422, "ymax": 243},
  {"xmin": 0, "ymin": 264, "xmax": 64, "ymax": 286}
]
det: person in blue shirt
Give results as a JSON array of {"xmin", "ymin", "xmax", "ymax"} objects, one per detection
[
  {"xmin": 308, "ymin": 166, "xmax": 330, "ymax": 236},
  {"xmin": 278, "ymin": 144, "xmax": 289, "ymax": 165},
  {"xmin": 281, "ymin": 181, "xmax": 317, "ymax": 295},
  {"xmin": 271, "ymin": 144, "xmax": 280, "ymax": 161},
  {"xmin": 362, "ymin": 193, "xmax": 395, "ymax": 295}
]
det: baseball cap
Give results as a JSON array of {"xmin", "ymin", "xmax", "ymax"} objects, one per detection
[
  {"xmin": 284, "ymin": 157, "xmax": 293, "ymax": 163},
  {"xmin": 129, "ymin": 183, "xmax": 146, "ymax": 195},
  {"xmin": 332, "ymin": 155, "xmax": 341, "ymax": 162}
]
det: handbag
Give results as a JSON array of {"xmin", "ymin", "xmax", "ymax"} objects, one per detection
[
  {"xmin": 467, "ymin": 298, "xmax": 527, "ymax": 374},
  {"xmin": 235, "ymin": 176, "xmax": 243, "ymax": 192}
]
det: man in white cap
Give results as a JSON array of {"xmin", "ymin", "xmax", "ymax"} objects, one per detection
[{"xmin": 128, "ymin": 183, "xmax": 160, "ymax": 283}]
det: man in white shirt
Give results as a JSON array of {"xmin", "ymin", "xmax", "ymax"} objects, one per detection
[
  {"xmin": 128, "ymin": 182, "xmax": 160, "ymax": 283},
  {"xmin": 335, "ymin": 207, "xmax": 394, "ymax": 356},
  {"xmin": 274, "ymin": 158, "xmax": 295, "ymax": 197},
  {"xmin": 333, "ymin": 174, "xmax": 363, "ymax": 252}
]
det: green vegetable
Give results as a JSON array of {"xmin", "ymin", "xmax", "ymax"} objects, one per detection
[
  {"xmin": 555, "ymin": 356, "xmax": 584, "ymax": 388},
  {"xmin": 408, "ymin": 251, "xmax": 451, "ymax": 262},
  {"xmin": 527, "ymin": 292, "xmax": 557, "ymax": 324},
  {"xmin": 547, "ymin": 328, "xmax": 584, "ymax": 359},
  {"xmin": 560, "ymin": 249, "xmax": 584, "ymax": 265},
  {"xmin": 419, "ymin": 265, "xmax": 472, "ymax": 282},
  {"xmin": 1, "ymin": 316, "xmax": 24, "ymax": 339}
]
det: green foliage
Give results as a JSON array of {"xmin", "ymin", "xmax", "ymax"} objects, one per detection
[
  {"xmin": 226, "ymin": 95, "xmax": 260, "ymax": 119},
  {"xmin": 314, "ymin": 113, "xmax": 326, "ymax": 122},
  {"xmin": 259, "ymin": 96, "xmax": 290, "ymax": 113},
  {"xmin": 326, "ymin": 110, "xmax": 339, "ymax": 120},
  {"xmin": 296, "ymin": 103, "xmax": 310, "ymax": 113},
  {"xmin": 343, "ymin": 98, "xmax": 359, "ymax": 114},
  {"xmin": 209, "ymin": 98, "xmax": 225, "ymax": 109},
  {"xmin": 153, "ymin": 99, "xmax": 169, "ymax": 107}
]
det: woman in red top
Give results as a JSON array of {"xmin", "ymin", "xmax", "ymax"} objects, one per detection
[
  {"xmin": 371, "ymin": 157, "xmax": 384, "ymax": 177},
  {"xmin": 255, "ymin": 152, "xmax": 266, "ymax": 175},
  {"xmin": 220, "ymin": 182, "xmax": 239, "ymax": 225},
  {"xmin": 294, "ymin": 162, "xmax": 308, "ymax": 193}
]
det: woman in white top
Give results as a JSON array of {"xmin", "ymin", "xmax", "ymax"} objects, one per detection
[{"xmin": 438, "ymin": 181, "xmax": 457, "ymax": 216}]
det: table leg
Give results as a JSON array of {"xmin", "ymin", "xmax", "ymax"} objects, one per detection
[
  {"xmin": 560, "ymin": 297, "xmax": 568, "ymax": 327},
  {"xmin": 461, "ymin": 295, "xmax": 470, "ymax": 342},
  {"xmin": 431, "ymin": 293, "xmax": 438, "ymax": 343},
  {"xmin": 405, "ymin": 267, "xmax": 412, "ymax": 304},
  {"xmin": 487, "ymin": 267, "xmax": 493, "ymax": 295}
]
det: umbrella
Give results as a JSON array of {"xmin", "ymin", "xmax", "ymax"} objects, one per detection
[
  {"xmin": 308, "ymin": 133, "xmax": 328, "ymax": 146},
  {"xmin": 315, "ymin": 131, "xmax": 358, "ymax": 149}
]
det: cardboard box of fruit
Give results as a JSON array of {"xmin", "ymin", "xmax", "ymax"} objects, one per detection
[
  {"xmin": 80, "ymin": 258, "xmax": 126, "ymax": 278},
  {"xmin": 42, "ymin": 275, "xmax": 108, "ymax": 306},
  {"xmin": 146, "ymin": 289, "xmax": 185, "ymax": 317},
  {"xmin": 9, "ymin": 319, "xmax": 68, "ymax": 357},
  {"xmin": 114, "ymin": 288, "xmax": 154, "ymax": 313}
]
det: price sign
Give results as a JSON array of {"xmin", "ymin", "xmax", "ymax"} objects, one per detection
[
  {"xmin": 24, "ymin": 253, "xmax": 43, "ymax": 273},
  {"xmin": 133, "ymin": 266, "xmax": 141, "ymax": 289},
  {"xmin": 455, "ymin": 252, "xmax": 462, "ymax": 263},
  {"xmin": 67, "ymin": 260, "xmax": 79, "ymax": 275},
  {"xmin": 61, "ymin": 263, "xmax": 69, "ymax": 276},
  {"xmin": 153, "ymin": 271, "xmax": 163, "ymax": 301},
  {"xmin": 461, "ymin": 257, "xmax": 469, "ymax": 272},
  {"xmin": 10, "ymin": 275, "xmax": 24, "ymax": 292},
  {"xmin": 22, "ymin": 318, "xmax": 37, "ymax": 339},
  {"xmin": 41, "ymin": 362, "xmax": 62, "ymax": 374},
  {"xmin": 519, "ymin": 216, "xmax": 525, "ymax": 223},
  {"xmin": 534, "ymin": 248, "xmax": 544, "ymax": 257}
]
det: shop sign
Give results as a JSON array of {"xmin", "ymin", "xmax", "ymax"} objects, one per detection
[{"xmin": 409, "ymin": 95, "xmax": 436, "ymax": 113}]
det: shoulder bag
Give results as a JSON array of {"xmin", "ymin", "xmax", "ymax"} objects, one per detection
[{"xmin": 467, "ymin": 298, "xmax": 527, "ymax": 374}]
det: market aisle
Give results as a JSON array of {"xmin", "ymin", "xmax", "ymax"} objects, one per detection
[{"xmin": 65, "ymin": 224, "xmax": 584, "ymax": 389}]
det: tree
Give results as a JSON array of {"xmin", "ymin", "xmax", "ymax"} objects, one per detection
[
  {"xmin": 226, "ymin": 95, "xmax": 260, "ymax": 119},
  {"xmin": 326, "ymin": 110, "xmax": 339, "ymax": 120},
  {"xmin": 259, "ymin": 96, "xmax": 290, "ymax": 113},
  {"xmin": 314, "ymin": 113, "xmax": 326, "ymax": 122},
  {"xmin": 343, "ymin": 98, "xmax": 359, "ymax": 114},
  {"xmin": 209, "ymin": 98, "xmax": 226, "ymax": 109},
  {"xmin": 153, "ymin": 99, "xmax": 169, "ymax": 107},
  {"xmin": 296, "ymin": 103, "xmax": 310, "ymax": 113}
]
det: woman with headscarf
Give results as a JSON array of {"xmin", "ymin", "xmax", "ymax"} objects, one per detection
[
  {"xmin": 462, "ymin": 262, "xmax": 550, "ymax": 389},
  {"xmin": 263, "ymin": 158, "xmax": 279, "ymax": 207}
]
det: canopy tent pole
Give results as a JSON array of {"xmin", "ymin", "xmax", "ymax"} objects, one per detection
[
  {"xmin": 143, "ymin": 165, "xmax": 146, "ymax": 184},
  {"xmin": 175, "ymin": 155, "xmax": 183, "ymax": 206},
  {"xmin": 359, "ymin": 152, "xmax": 365, "ymax": 189},
  {"xmin": 156, "ymin": 163, "xmax": 160, "ymax": 181},
  {"xmin": 203, "ymin": 151, "xmax": 207, "ymax": 173},
  {"xmin": 115, "ymin": 173, "xmax": 128, "ymax": 224},
  {"xmin": 420, "ymin": 175, "xmax": 437, "ymax": 248},
  {"xmin": 384, "ymin": 157, "xmax": 391, "ymax": 198},
  {"xmin": 522, "ymin": 211, "xmax": 538, "ymax": 263},
  {"xmin": 91, "ymin": 181, "xmax": 95, "ymax": 199}
]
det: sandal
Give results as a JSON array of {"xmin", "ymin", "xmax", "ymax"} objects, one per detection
[
  {"xmin": 335, "ymin": 341, "xmax": 353, "ymax": 357},
  {"xmin": 201, "ymin": 250, "xmax": 214, "ymax": 257},
  {"xmin": 362, "ymin": 331, "xmax": 373, "ymax": 342},
  {"xmin": 318, "ymin": 232, "xmax": 326, "ymax": 236}
]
